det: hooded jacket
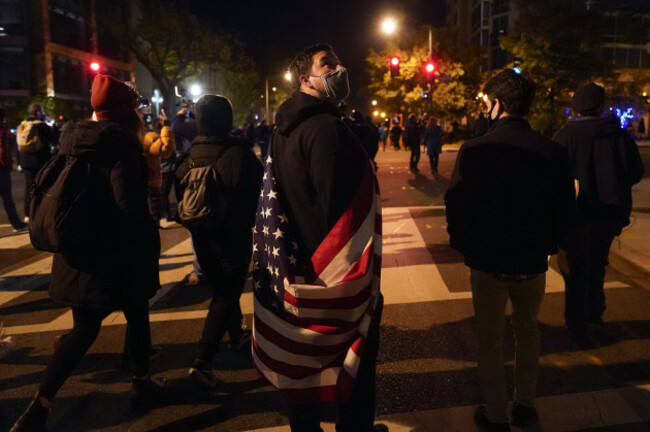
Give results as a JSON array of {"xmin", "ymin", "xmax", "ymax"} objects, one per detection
[
  {"xmin": 553, "ymin": 117, "xmax": 643, "ymax": 228},
  {"xmin": 49, "ymin": 120, "xmax": 160, "ymax": 309},
  {"xmin": 271, "ymin": 91, "xmax": 368, "ymax": 258},
  {"xmin": 445, "ymin": 117, "xmax": 575, "ymax": 275}
]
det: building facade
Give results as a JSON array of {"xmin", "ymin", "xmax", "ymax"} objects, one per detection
[{"xmin": 0, "ymin": 0, "xmax": 133, "ymax": 122}]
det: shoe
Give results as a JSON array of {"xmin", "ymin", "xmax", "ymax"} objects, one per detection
[
  {"xmin": 511, "ymin": 403, "xmax": 539, "ymax": 428},
  {"xmin": 10, "ymin": 397, "xmax": 50, "ymax": 432},
  {"xmin": 474, "ymin": 405, "xmax": 511, "ymax": 432},
  {"xmin": 0, "ymin": 323, "xmax": 16, "ymax": 360},
  {"xmin": 118, "ymin": 346, "xmax": 163, "ymax": 369},
  {"xmin": 12, "ymin": 223, "xmax": 28, "ymax": 233},
  {"xmin": 187, "ymin": 273, "xmax": 200, "ymax": 285},
  {"xmin": 228, "ymin": 329, "xmax": 252, "ymax": 350},
  {"xmin": 132, "ymin": 375, "xmax": 167, "ymax": 405},
  {"xmin": 189, "ymin": 359, "xmax": 221, "ymax": 390}
]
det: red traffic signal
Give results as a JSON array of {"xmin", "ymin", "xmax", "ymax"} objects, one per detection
[
  {"xmin": 390, "ymin": 56, "xmax": 400, "ymax": 77},
  {"xmin": 424, "ymin": 61, "xmax": 436, "ymax": 83},
  {"xmin": 90, "ymin": 62, "xmax": 100, "ymax": 72}
]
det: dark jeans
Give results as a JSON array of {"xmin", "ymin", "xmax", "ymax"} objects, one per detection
[
  {"xmin": 147, "ymin": 186, "xmax": 163, "ymax": 223},
  {"xmin": 0, "ymin": 169, "xmax": 23, "ymax": 227},
  {"xmin": 38, "ymin": 302, "xmax": 151, "ymax": 400},
  {"xmin": 428, "ymin": 154, "xmax": 439, "ymax": 171},
  {"xmin": 409, "ymin": 146, "xmax": 420, "ymax": 170},
  {"xmin": 193, "ymin": 236, "xmax": 251, "ymax": 362},
  {"xmin": 23, "ymin": 168, "xmax": 38, "ymax": 216},
  {"xmin": 557, "ymin": 219, "xmax": 621, "ymax": 336},
  {"xmin": 286, "ymin": 295, "xmax": 384, "ymax": 432},
  {"xmin": 160, "ymin": 172, "xmax": 176, "ymax": 220}
]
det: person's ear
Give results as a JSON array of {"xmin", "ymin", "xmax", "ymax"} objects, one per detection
[{"xmin": 299, "ymin": 74, "xmax": 312, "ymax": 88}]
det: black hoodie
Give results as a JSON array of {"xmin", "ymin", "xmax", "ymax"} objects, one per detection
[
  {"xmin": 271, "ymin": 91, "xmax": 368, "ymax": 258},
  {"xmin": 553, "ymin": 117, "xmax": 644, "ymax": 228}
]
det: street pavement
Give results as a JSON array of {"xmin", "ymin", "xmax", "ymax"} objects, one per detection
[{"xmin": 1, "ymin": 147, "xmax": 650, "ymax": 431}]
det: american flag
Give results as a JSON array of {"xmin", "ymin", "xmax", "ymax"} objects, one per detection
[{"xmin": 251, "ymin": 147, "xmax": 382, "ymax": 403}]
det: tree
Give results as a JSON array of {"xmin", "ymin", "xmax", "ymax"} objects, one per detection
[
  {"xmin": 106, "ymin": 0, "xmax": 233, "ymax": 115},
  {"xmin": 499, "ymin": 0, "xmax": 605, "ymax": 135},
  {"xmin": 366, "ymin": 27, "xmax": 482, "ymax": 121}
]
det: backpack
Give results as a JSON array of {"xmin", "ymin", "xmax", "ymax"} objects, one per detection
[
  {"xmin": 28, "ymin": 153, "xmax": 98, "ymax": 252},
  {"xmin": 176, "ymin": 147, "xmax": 231, "ymax": 233},
  {"xmin": 17, "ymin": 120, "xmax": 43, "ymax": 153}
]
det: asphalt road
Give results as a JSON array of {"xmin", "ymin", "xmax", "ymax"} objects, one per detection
[{"xmin": 1, "ymin": 147, "xmax": 650, "ymax": 431}]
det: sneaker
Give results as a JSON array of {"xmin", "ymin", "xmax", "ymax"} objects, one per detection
[
  {"xmin": 228, "ymin": 329, "xmax": 252, "ymax": 350},
  {"xmin": 189, "ymin": 359, "xmax": 221, "ymax": 390},
  {"xmin": 474, "ymin": 405, "xmax": 511, "ymax": 432},
  {"xmin": 0, "ymin": 323, "xmax": 16, "ymax": 360},
  {"xmin": 10, "ymin": 398, "xmax": 50, "ymax": 432},
  {"xmin": 132, "ymin": 375, "xmax": 167, "ymax": 405},
  {"xmin": 12, "ymin": 223, "xmax": 28, "ymax": 233},
  {"xmin": 118, "ymin": 346, "xmax": 163, "ymax": 369},
  {"xmin": 511, "ymin": 403, "xmax": 539, "ymax": 428}
]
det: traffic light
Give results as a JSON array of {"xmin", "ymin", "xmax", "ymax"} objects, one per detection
[
  {"xmin": 89, "ymin": 62, "xmax": 101, "ymax": 74},
  {"xmin": 390, "ymin": 56, "xmax": 400, "ymax": 77},
  {"xmin": 424, "ymin": 61, "xmax": 436, "ymax": 83}
]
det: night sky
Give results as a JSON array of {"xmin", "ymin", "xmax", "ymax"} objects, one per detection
[{"xmin": 189, "ymin": 0, "xmax": 446, "ymax": 107}]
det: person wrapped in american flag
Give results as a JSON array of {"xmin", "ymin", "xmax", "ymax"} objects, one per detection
[{"xmin": 252, "ymin": 44, "xmax": 384, "ymax": 432}]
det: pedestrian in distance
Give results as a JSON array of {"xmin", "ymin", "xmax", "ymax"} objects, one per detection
[
  {"xmin": 405, "ymin": 113, "xmax": 421, "ymax": 171},
  {"xmin": 159, "ymin": 110, "xmax": 180, "ymax": 222},
  {"xmin": 176, "ymin": 94, "xmax": 263, "ymax": 390},
  {"xmin": 0, "ymin": 107, "xmax": 28, "ymax": 232},
  {"xmin": 424, "ymin": 115, "xmax": 443, "ymax": 173},
  {"xmin": 445, "ymin": 68, "xmax": 575, "ymax": 432},
  {"xmin": 141, "ymin": 111, "xmax": 174, "ymax": 226},
  {"xmin": 251, "ymin": 43, "xmax": 385, "ymax": 432},
  {"xmin": 553, "ymin": 83, "xmax": 644, "ymax": 344},
  {"xmin": 390, "ymin": 119, "xmax": 401, "ymax": 151},
  {"xmin": 11, "ymin": 74, "xmax": 167, "ymax": 432},
  {"xmin": 378, "ymin": 120, "xmax": 388, "ymax": 152},
  {"xmin": 16, "ymin": 104, "xmax": 57, "ymax": 221}
]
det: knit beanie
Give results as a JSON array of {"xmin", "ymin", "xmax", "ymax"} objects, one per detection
[
  {"xmin": 195, "ymin": 95, "xmax": 233, "ymax": 137},
  {"xmin": 571, "ymin": 83, "xmax": 605, "ymax": 115},
  {"xmin": 91, "ymin": 74, "xmax": 139, "ymax": 122}
]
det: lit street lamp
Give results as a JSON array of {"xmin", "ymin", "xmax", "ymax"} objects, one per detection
[{"xmin": 381, "ymin": 17, "xmax": 397, "ymax": 35}]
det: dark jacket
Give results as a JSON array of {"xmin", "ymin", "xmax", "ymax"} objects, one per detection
[
  {"xmin": 18, "ymin": 120, "xmax": 56, "ymax": 170},
  {"xmin": 552, "ymin": 117, "xmax": 644, "ymax": 229},
  {"xmin": 445, "ymin": 117, "xmax": 575, "ymax": 275},
  {"xmin": 0, "ymin": 125, "xmax": 12, "ymax": 169},
  {"xmin": 49, "ymin": 121, "xmax": 160, "ymax": 309},
  {"xmin": 271, "ymin": 91, "xmax": 368, "ymax": 258},
  {"xmin": 404, "ymin": 119, "xmax": 421, "ymax": 149},
  {"xmin": 176, "ymin": 135, "xmax": 264, "ymax": 246},
  {"xmin": 424, "ymin": 125, "xmax": 443, "ymax": 155}
]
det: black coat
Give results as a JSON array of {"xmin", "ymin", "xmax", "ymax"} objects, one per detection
[
  {"xmin": 552, "ymin": 117, "xmax": 644, "ymax": 229},
  {"xmin": 49, "ymin": 121, "xmax": 160, "ymax": 309},
  {"xmin": 271, "ymin": 91, "xmax": 369, "ymax": 259},
  {"xmin": 445, "ymin": 117, "xmax": 575, "ymax": 275},
  {"xmin": 177, "ymin": 135, "xmax": 264, "ymax": 247},
  {"xmin": 19, "ymin": 120, "xmax": 56, "ymax": 170}
]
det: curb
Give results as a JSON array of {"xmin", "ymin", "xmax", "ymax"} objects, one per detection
[{"xmin": 608, "ymin": 248, "xmax": 650, "ymax": 291}]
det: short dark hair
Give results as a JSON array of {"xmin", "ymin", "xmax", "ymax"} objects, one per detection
[
  {"xmin": 482, "ymin": 69, "xmax": 536, "ymax": 116},
  {"xmin": 289, "ymin": 43, "xmax": 335, "ymax": 91}
]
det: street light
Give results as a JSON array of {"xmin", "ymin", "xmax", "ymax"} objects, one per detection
[
  {"xmin": 284, "ymin": 71, "xmax": 292, "ymax": 82},
  {"xmin": 189, "ymin": 84, "xmax": 202, "ymax": 101},
  {"xmin": 372, "ymin": 100, "xmax": 378, "ymax": 106},
  {"xmin": 381, "ymin": 17, "xmax": 397, "ymax": 35}
]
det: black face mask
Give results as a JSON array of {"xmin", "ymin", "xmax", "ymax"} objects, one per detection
[{"xmin": 486, "ymin": 99, "xmax": 504, "ymax": 129}]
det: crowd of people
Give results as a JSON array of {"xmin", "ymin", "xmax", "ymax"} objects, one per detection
[{"xmin": 0, "ymin": 41, "xmax": 644, "ymax": 432}]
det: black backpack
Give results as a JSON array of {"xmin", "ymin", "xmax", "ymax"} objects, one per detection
[
  {"xmin": 177, "ymin": 146, "xmax": 231, "ymax": 233},
  {"xmin": 28, "ymin": 153, "xmax": 100, "ymax": 252}
]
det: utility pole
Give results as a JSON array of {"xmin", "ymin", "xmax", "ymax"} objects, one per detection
[
  {"xmin": 428, "ymin": 24, "xmax": 434, "ymax": 116},
  {"xmin": 265, "ymin": 78, "xmax": 270, "ymax": 123}
]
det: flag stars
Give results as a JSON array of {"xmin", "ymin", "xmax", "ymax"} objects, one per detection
[
  {"xmin": 262, "ymin": 226, "xmax": 269, "ymax": 235},
  {"xmin": 254, "ymin": 281, "xmax": 261, "ymax": 290},
  {"xmin": 272, "ymin": 246, "xmax": 280, "ymax": 257},
  {"xmin": 266, "ymin": 155, "xmax": 273, "ymax": 164},
  {"xmin": 288, "ymin": 255, "xmax": 297, "ymax": 265},
  {"xmin": 263, "ymin": 172, "xmax": 268, "ymax": 181},
  {"xmin": 292, "ymin": 241, "xmax": 299, "ymax": 250},
  {"xmin": 278, "ymin": 214, "xmax": 288, "ymax": 224},
  {"xmin": 272, "ymin": 228, "xmax": 284, "ymax": 240},
  {"xmin": 264, "ymin": 207, "xmax": 272, "ymax": 218},
  {"xmin": 267, "ymin": 190, "xmax": 277, "ymax": 200}
]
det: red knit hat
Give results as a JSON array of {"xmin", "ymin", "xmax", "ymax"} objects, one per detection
[{"xmin": 91, "ymin": 74, "xmax": 139, "ymax": 121}]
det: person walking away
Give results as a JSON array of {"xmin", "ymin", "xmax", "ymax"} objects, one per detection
[
  {"xmin": 158, "ymin": 110, "xmax": 179, "ymax": 222},
  {"xmin": 0, "ymin": 107, "xmax": 27, "ymax": 232},
  {"xmin": 252, "ymin": 43, "xmax": 384, "ymax": 432},
  {"xmin": 142, "ymin": 115, "xmax": 174, "ymax": 226},
  {"xmin": 378, "ymin": 121, "xmax": 388, "ymax": 152},
  {"xmin": 445, "ymin": 69, "xmax": 575, "ymax": 432},
  {"xmin": 424, "ymin": 116, "xmax": 443, "ymax": 173},
  {"xmin": 472, "ymin": 112, "xmax": 488, "ymax": 137},
  {"xmin": 255, "ymin": 120, "xmax": 270, "ymax": 160},
  {"xmin": 177, "ymin": 95, "xmax": 263, "ymax": 389},
  {"xmin": 17, "ymin": 104, "xmax": 56, "ymax": 221},
  {"xmin": 11, "ymin": 74, "xmax": 166, "ymax": 432},
  {"xmin": 405, "ymin": 114, "xmax": 421, "ymax": 171},
  {"xmin": 553, "ymin": 83, "xmax": 644, "ymax": 344},
  {"xmin": 390, "ymin": 120, "xmax": 401, "ymax": 151}
]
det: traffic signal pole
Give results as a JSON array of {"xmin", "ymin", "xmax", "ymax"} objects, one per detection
[{"xmin": 428, "ymin": 25, "xmax": 433, "ymax": 115}]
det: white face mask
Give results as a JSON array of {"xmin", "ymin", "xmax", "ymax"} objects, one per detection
[{"xmin": 310, "ymin": 66, "xmax": 350, "ymax": 102}]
